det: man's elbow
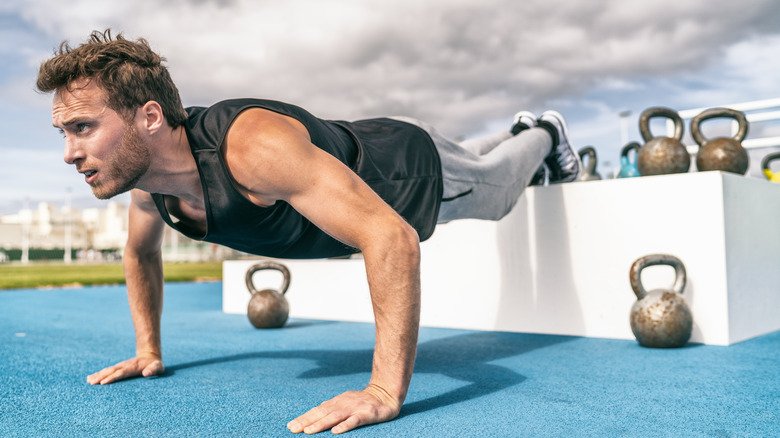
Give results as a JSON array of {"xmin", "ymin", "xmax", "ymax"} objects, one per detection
[
  {"xmin": 389, "ymin": 220, "xmax": 421, "ymax": 260},
  {"xmin": 123, "ymin": 244, "xmax": 162, "ymax": 264},
  {"xmin": 359, "ymin": 216, "xmax": 420, "ymax": 260}
]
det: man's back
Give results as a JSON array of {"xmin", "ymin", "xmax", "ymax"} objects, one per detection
[{"xmin": 151, "ymin": 98, "xmax": 442, "ymax": 258}]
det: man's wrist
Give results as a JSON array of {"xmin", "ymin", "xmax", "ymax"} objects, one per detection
[
  {"xmin": 136, "ymin": 348, "xmax": 162, "ymax": 359},
  {"xmin": 365, "ymin": 382, "xmax": 404, "ymax": 410}
]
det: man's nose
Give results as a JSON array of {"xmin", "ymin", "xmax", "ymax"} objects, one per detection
[{"xmin": 63, "ymin": 139, "xmax": 85, "ymax": 165}]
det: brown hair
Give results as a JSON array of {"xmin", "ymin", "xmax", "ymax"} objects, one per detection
[{"xmin": 36, "ymin": 29, "xmax": 188, "ymax": 127}]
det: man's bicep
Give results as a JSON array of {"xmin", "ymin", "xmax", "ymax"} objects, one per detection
[{"xmin": 126, "ymin": 190, "xmax": 165, "ymax": 256}]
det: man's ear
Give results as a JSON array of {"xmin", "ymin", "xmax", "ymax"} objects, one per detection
[{"xmin": 139, "ymin": 100, "xmax": 165, "ymax": 134}]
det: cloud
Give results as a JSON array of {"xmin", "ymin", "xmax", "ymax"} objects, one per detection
[
  {"xmin": 9, "ymin": 0, "xmax": 780, "ymax": 138},
  {"xmin": 671, "ymin": 35, "xmax": 780, "ymax": 108},
  {"xmin": 0, "ymin": 76, "xmax": 51, "ymax": 109},
  {"xmin": 2, "ymin": 0, "xmax": 780, "ymax": 207}
]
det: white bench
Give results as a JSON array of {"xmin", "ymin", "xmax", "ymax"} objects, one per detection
[{"xmin": 223, "ymin": 171, "xmax": 780, "ymax": 346}]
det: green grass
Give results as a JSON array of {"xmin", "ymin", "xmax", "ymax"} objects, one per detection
[{"xmin": 0, "ymin": 262, "xmax": 222, "ymax": 290}]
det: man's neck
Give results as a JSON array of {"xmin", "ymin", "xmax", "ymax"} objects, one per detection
[{"xmin": 134, "ymin": 126, "xmax": 204, "ymax": 206}]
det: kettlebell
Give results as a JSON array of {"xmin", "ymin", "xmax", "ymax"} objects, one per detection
[
  {"xmin": 578, "ymin": 146, "xmax": 602, "ymax": 181},
  {"xmin": 761, "ymin": 152, "xmax": 780, "ymax": 183},
  {"xmin": 691, "ymin": 107, "xmax": 750, "ymax": 175},
  {"xmin": 628, "ymin": 254, "xmax": 692, "ymax": 348},
  {"xmin": 618, "ymin": 142, "xmax": 641, "ymax": 178},
  {"xmin": 244, "ymin": 261, "xmax": 291, "ymax": 328},
  {"xmin": 637, "ymin": 107, "xmax": 690, "ymax": 176}
]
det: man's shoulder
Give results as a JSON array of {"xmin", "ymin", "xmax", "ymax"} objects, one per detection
[
  {"xmin": 186, "ymin": 98, "xmax": 298, "ymax": 116},
  {"xmin": 186, "ymin": 98, "xmax": 306, "ymax": 133},
  {"xmin": 183, "ymin": 99, "xmax": 283, "ymax": 150},
  {"xmin": 227, "ymin": 107, "xmax": 307, "ymax": 150}
]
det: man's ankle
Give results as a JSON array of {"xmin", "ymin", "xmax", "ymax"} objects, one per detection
[{"xmin": 536, "ymin": 119, "xmax": 559, "ymax": 147}]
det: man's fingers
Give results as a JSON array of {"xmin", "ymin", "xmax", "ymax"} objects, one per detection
[
  {"xmin": 288, "ymin": 406, "xmax": 328, "ymax": 434},
  {"xmin": 99, "ymin": 368, "xmax": 127, "ymax": 385},
  {"xmin": 302, "ymin": 411, "xmax": 345, "ymax": 435},
  {"xmin": 331, "ymin": 414, "xmax": 363, "ymax": 434},
  {"xmin": 86, "ymin": 357, "xmax": 161, "ymax": 385},
  {"xmin": 289, "ymin": 389, "xmax": 401, "ymax": 434},
  {"xmin": 87, "ymin": 366, "xmax": 117, "ymax": 385}
]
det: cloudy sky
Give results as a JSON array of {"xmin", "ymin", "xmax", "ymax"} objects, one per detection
[{"xmin": 1, "ymin": 0, "xmax": 779, "ymax": 213}]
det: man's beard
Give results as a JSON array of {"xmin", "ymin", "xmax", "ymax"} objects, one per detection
[{"xmin": 92, "ymin": 125, "xmax": 151, "ymax": 200}]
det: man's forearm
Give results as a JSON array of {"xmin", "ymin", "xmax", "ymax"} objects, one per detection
[
  {"xmin": 362, "ymin": 228, "xmax": 421, "ymax": 405},
  {"xmin": 123, "ymin": 249, "xmax": 164, "ymax": 357}
]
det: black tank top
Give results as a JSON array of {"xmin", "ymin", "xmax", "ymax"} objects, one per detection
[{"xmin": 151, "ymin": 98, "xmax": 442, "ymax": 259}]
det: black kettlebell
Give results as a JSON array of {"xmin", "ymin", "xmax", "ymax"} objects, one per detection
[
  {"xmin": 637, "ymin": 107, "xmax": 690, "ymax": 176},
  {"xmin": 629, "ymin": 254, "xmax": 692, "ymax": 348},
  {"xmin": 244, "ymin": 261, "xmax": 291, "ymax": 328},
  {"xmin": 578, "ymin": 146, "xmax": 602, "ymax": 181},
  {"xmin": 691, "ymin": 107, "xmax": 750, "ymax": 175}
]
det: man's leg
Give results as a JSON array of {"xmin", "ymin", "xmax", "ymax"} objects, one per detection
[
  {"xmin": 453, "ymin": 110, "xmax": 582, "ymax": 194},
  {"xmin": 458, "ymin": 131, "xmax": 513, "ymax": 156},
  {"xmin": 435, "ymin": 128, "xmax": 552, "ymax": 223},
  {"xmin": 390, "ymin": 112, "xmax": 580, "ymax": 224},
  {"xmin": 458, "ymin": 111, "xmax": 538, "ymax": 156},
  {"xmin": 389, "ymin": 116, "xmax": 551, "ymax": 223}
]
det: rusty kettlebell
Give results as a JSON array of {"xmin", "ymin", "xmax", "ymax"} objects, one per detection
[
  {"xmin": 245, "ymin": 261, "xmax": 291, "ymax": 328},
  {"xmin": 618, "ymin": 142, "xmax": 641, "ymax": 178},
  {"xmin": 629, "ymin": 254, "xmax": 692, "ymax": 348},
  {"xmin": 762, "ymin": 152, "xmax": 780, "ymax": 183},
  {"xmin": 578, "ymin": 146, "xmax": 602, "ymax": 181},
  {"xmin": 637, "ymin": 107, "xmax": 690, "ymax": 176},
  {"xmin": 691, "ymin": 107, "xmax": 750, "ymax": 175}
]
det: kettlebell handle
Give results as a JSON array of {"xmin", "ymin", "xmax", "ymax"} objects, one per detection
[
  {"xmin": 690, "ymin": 107, "xmax": 749, "ymax": 146},
  {"xmin": 639, "ymin": 107, "xmax": 684, "ymax": 142},
  {"xmin": 629, "ymin": 254, "xmax": 686, "ymax": 300},
  {"xmin": 620, "ymin": 142, "xmax": 641, "ymax": 162},
  {"xmin": 761, "ymin": 152, "xmax": 780, "ymax": 173},
  {"xmin": 579, "ymin": 146, "xmax": 598, "ymax": 175},
  {"xmin": 245, "ymin": 261, "xmax": 291, "ymax": 296}
]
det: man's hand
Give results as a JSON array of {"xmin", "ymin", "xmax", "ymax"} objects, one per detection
[
  {"xmin": 287, "ymin": 384, "xmax": 401, "ymax": 434},
  {"xmin": 86, "ymin": 355, "xmax": 164, "ymax": 385}
]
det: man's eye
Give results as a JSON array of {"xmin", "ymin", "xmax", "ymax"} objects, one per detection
[{"xmin": 76, "ymin": 123, "xmax": 89, "ymax": 132}]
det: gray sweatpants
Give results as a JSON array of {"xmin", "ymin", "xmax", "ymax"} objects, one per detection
[{"xmin": 390, "ymin": 117, "xmax": 552, "ymax": 224}]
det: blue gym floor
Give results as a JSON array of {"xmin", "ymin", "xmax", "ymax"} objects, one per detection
[{"xmin": 1, "ymin": 282, "xmax": 778, "ymax": 437}]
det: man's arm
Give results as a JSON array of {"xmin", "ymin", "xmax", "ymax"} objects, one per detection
[
  {"xmin": 224, "ymin": 109, "xmax": 422, "ymax": 434},
  {"xmin": 86, "ymin": 189, "xmax": 166, "ymax": 385}
]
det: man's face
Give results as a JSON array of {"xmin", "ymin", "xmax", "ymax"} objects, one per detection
[{"xmin": 52, "ymin": 79, "xmax": 151, "ymax": 200}]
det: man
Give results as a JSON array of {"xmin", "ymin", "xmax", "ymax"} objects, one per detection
[{"xmin": 37, "ymin": 30, "xmax": 579, "ymax": 435}]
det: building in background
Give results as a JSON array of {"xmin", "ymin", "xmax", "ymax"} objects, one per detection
[{"xmin": 0, "ymin": 202, "xmax": 244, "ymax": 263}]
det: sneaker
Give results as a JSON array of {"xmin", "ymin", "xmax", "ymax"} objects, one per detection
[
  {"xmin": 512, "ymin": 111, "xmax": 547, "ymax": 186},
  {"xmin": 512, "ymin": 111, "xmax": 547, "ymax": 185},
  {"xmin": 511, "ymin": 111, "xmax": 537, "ymax": 135},
  {"xmin": 537, "ymin": 110, "xmax": 581, "ymax": 183},
  {"xmin": 529, "ymin": 164, "xmax": 548, "ymax": 186}
]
